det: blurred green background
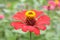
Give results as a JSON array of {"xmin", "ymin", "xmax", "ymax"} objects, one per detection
[{"xmin": 0, "ymin": 0, "xmax": 60, "ymax": 40}]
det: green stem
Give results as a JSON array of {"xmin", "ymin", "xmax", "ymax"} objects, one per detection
[{"xmin": 30, "ymin": 32, "xmax": 32, "ymax": 40}]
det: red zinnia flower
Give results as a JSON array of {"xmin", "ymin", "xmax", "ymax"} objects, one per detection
[{"xmin": 11, "ymin": 10, "xmax": 50, "ymax": 35}]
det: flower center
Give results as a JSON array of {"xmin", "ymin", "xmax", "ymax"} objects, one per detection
[
  {"xmin": 25, "ymin": 11, "xmax": 36, "ymax": 26},
  {"xmin": 25, "ymin": 11, "xmax": 36, "ymax": 18},
  {"xmin": 47, "ymin": 4, "xmax": 51, "ymax": 10}
]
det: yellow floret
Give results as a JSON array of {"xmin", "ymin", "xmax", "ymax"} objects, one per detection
[{"xmin": 25, "ymin": 10, "xmax": 36, "ymax": 18}]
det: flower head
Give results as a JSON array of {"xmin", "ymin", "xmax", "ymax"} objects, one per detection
[
  {"xmin": 0, "ymin": 14, "xmax": 4, "ymax": 19},
  {"xmin": 11, "ymin": 10, "xmax": 50, "ymax": 35},
  {"xmin": 43, "ymin": 1, "xmax": 55, "ymax": 10},
  {"xmin": 43, "ymin": 0, "xmax": 60, "ymax": 10}
]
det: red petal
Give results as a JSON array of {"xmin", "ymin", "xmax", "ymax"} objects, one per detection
[
  {"xmin": 11, "ymin": 22, "xmax": 28, "ymax": 32},
  {"xmin": 13, "ymin": 11, "xmax": 26, "ymax": 20},
  {"xmin": 37, "ymin": 25, "xmax": 46, "ymax": 30},
  {"xmin": 22, "ymin": 25, "xmax": 28, "ymax": 32},
  {"xmin": 28, "ymin": 26, "xmax": 35, "ymax": 32},
  {"xmin": 37, "ymin": 15, "xmax": 50, "ymax": 25},
  {"xmin": 33, "ymin": 28, "xmax": 40, "ymax": 35},
  {"xmin": 11, "ymin": 22, "xmax": 23, "ymax": 30},
  {"xmin": 32, "ymin": 10, "xmax": 44, "ymax": 18}
]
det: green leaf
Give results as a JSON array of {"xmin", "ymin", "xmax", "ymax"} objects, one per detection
[{"xmin": 5, "ymin": 29, "xmax": 17, "ymax": 40}]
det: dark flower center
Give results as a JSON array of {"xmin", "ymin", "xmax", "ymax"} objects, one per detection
[
  {"xmin": 25, "ymin": 11, "xmax": 36, "ymax": 26},
  {"xmin": 26, "ymin": 18, "xmax": 36, "ymax": 26},
  {"xmin": 28, "ymin": 12, "xmax": 33, "ymax": 15}
]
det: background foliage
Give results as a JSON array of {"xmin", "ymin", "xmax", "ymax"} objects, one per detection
[{"xmin": 0, "ymin": 0, "xmax": 60, "ymax": 40}]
